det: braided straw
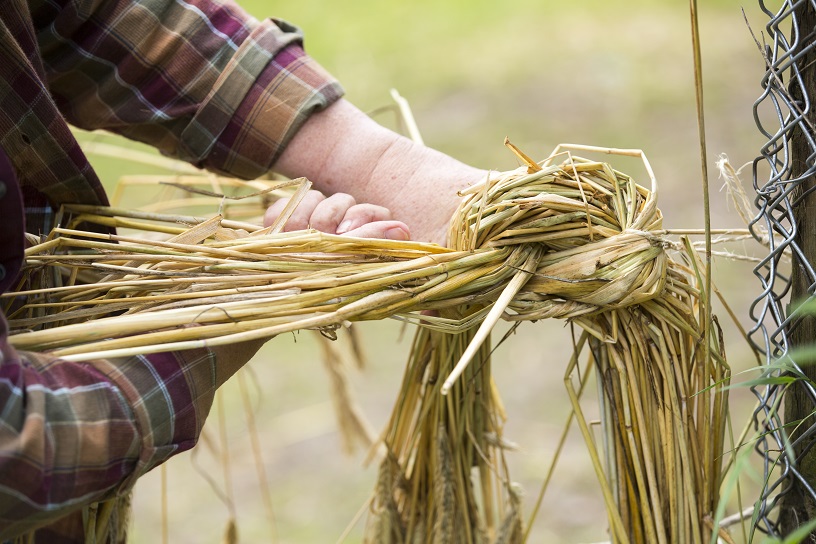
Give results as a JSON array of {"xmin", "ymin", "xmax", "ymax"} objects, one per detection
[
  {"xmin": 364, "ymin": 147, "xmax": 728, "ymax": 543},
  {"xmin": 5, "ymin": 146, "xmax": 729, "ymax": 543}
]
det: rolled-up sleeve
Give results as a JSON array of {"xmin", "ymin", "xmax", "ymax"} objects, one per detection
[
  {"xmin": 33, "ymin": 0, "xmax": 343, "ymax": 179},
  {"xmin": 199, "ymin": 39, "xmax": 344, "ymax": 178},
  {"xmin": 0, "ymin": 311, "xmax": 217, "ymax": 539}
]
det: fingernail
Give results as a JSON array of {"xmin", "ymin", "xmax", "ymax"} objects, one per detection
[
  {"xmin": 336, "ymin": 220, "xmax": 353, "ymax": 234},
  {"xmin": 385, "ymin": 227, "xmax": 410, "ymax": 241}
]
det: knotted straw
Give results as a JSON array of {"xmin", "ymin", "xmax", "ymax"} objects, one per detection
[{"xmin": 5, "ymin": 145, "xmax": 729, "ymax": 543}]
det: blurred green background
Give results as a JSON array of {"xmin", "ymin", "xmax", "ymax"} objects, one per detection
[{"xmin": 79, "ymin": 0, "xmax": 773, "ymax": 542}]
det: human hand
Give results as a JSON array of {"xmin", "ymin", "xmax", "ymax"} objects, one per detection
[
  {"xmin": 207, "ymin": 189, "xmax": 410, "ymax": 376},
  {"xmin": 264, "ymin": 189, "xmax": 412, "ymax": 240},
  {"xmin": 274, "ymin": 99, "xmax": 487, "ymax": 246}
]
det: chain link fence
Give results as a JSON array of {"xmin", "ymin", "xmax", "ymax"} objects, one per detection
[{"xmin": 748, "ymin": 0, "xmax": 816, "ymax": 535}]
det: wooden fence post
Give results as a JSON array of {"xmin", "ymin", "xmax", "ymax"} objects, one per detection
[{"xmin": 781, "ymin": 1, "xmax": 816, "ymax": 537}]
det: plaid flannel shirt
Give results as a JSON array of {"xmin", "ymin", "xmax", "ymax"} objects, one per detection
[{"xmin": 0, "ymin": 0, "xmax": 342, "ymax": 541}]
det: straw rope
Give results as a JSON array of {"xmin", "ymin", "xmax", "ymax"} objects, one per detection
[{"xmin": 4, "ymin": 146, "xmax": 730, "ymax": 543}]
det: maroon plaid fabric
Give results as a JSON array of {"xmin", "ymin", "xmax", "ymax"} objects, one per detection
[{"xmin": 0, "ymin": 0, "xmax": 342, "ymax": 541}]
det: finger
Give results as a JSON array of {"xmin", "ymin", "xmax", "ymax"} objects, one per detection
[
  {"xmin": 335, "ymin": 204, "xmax": 393, "ymax": 234},
  {"xmin": 308, "ymin": 193, "xmax": 357, "ymax": 233},
  {"xmin": 265, "ymin": 190, "xmax": 326, "ymax": 231},
  {"xmin": 342, "ymin": 220, "xmax": 411, "ymax": 241},
  {"xmin": 262, "ymin": 197, "xmax": 290, "ymax": 228}
]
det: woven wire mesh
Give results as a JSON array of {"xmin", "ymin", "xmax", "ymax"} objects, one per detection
[{"xmin": 749, "ymin": 0, "xmax": 816, "ymax": 535}]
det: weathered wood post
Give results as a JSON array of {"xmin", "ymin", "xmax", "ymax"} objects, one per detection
[{"xmin": 781, "ymin": 1, "xmax": 816, "ymax": 537}]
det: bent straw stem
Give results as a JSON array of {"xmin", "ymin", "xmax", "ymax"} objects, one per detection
[{"xmin": 441, "ymin": 247, "xmax": 540, "ymax": 395}]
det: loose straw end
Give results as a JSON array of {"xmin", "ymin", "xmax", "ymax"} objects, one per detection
[
  {"xmin": 504, "ymin": 137, "xmax": 542, "ymax": 173},
  {"xmin": 439, "ymin": 248, "xmax": 540, "ymax": 395}
]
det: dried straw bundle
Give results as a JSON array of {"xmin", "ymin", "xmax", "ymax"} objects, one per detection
[
  {"xmin": 363, "ymin": 146, "xmax": 729, "ymax": 544},
  {"xmin": 4, "ymin": 145, "xmax": 729, "ymax": 542}
]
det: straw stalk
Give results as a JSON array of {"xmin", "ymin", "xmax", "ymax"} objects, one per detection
[{"xmin": 6, "ymin": 145, "xmax": 730, "ymax": 543}]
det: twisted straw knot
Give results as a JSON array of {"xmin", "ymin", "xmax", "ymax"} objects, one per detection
[{"xmin": 449, "ymin": 157, "xmax": 666, "ymax": 321}]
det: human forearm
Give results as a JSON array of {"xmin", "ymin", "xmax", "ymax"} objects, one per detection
[
  {"xmin": 0, "ymin": 345, "xmax": 140, "ymax": 537},
  {"xmin": 39, "ymin": 0, "xmax": 482, "ymax": 244},
  {"xmin": 0, "ymin": 319, "xmax": 221, "ymax": 538},
  {"xmin": 39, "ymin": 0, "xmax": 342, "ymax": 179}
]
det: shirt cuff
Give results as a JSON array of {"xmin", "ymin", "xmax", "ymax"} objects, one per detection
[
  {"xmin": 180, "ymin": 18, "xmax": 344, "ymax": 179},
  {"xmin": 93, "ymin": 348, "xmax": 218, "ymax": 491}
]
